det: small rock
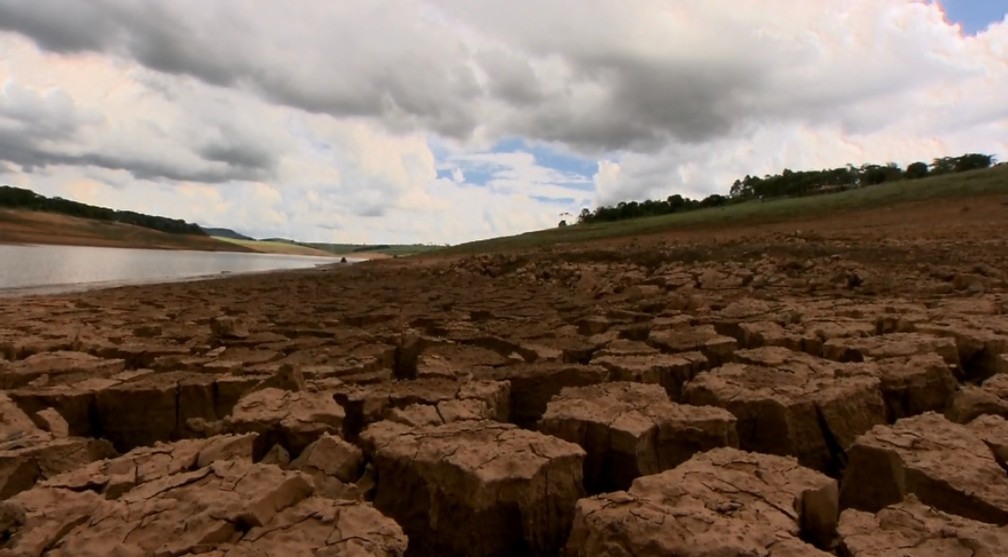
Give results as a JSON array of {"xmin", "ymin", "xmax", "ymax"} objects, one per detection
[
  {"xmin": 260, "ymin": 443, "xmax": 291, "ymax": 467},
  {"xmin": 34, "ymin": 408, "xmax": 69, "ymax": 438},
  {"xmin": 291, "ymin": 433, "xmax": 363, "ymax": 484},
  {"xmin": 210, "ymin": 316, "xmax": 250, "ymax": 339}
]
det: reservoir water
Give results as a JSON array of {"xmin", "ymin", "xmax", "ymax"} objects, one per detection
[{"xmin": 0, "ymin": 243, "xmax": 341, "ymax": 296}]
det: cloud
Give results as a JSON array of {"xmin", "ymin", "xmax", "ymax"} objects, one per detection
[{"xmin": 0, "ymin": 1, "xmax": 1005, "ymax": 244}]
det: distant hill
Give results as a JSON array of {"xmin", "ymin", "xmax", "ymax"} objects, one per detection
[
  {"xmin": 201, "ymin": 227, "xmax": 254, "ymax": 241},
  {"xmin": 0, "ymin": 208, "xmax": 253, "ymax": 252},
  {"xmin": 0, "ymin": 185, "xmax": 206, "ymax": 236}
]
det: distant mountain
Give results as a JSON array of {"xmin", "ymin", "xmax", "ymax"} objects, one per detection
[{"xmin": 202, "ymin": 227, "xmax": 255, "ymax": 241}]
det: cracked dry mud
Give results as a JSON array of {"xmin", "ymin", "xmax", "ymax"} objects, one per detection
[{"xmin": 2, "ymin": 208, "xmax": 1008, "ymax": 555}]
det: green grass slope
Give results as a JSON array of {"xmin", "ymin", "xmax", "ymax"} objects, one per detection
[{"xmin": 442, "ymin": 165, "xmax": 1008, "ymax": 255}]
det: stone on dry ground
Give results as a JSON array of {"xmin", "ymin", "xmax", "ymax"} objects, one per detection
[
  {"xmin": 732, "ymin": 347, "xmax": 957, "ymax": 422},
  {"xmin": 225, "ymin": 387, "xmax": 346, "ymax": 456},
  {"xmin": 1, "ymin": 393, "xmax": 117, "ymax": 498},
  {"xmin": 589, "ymin": 351, "xmax": 707, "ymax": 399},
  {"xmin": 837, "ymin": 494, "xmax": 1008, "ymax": 556},
  {"xmin": 0, "ymin": 351, "xmax": 125, "ymax": 389},
  {"xmin": 841, "ymin": 412, "xmax": 1008, "ymax": 524},
  {"xmin": 966, "ymin": 414, "xmax": 1008, "ymax": 472},
  {"xmin": 870, "ymin": 353, "xmax": 957, "ymax": 421},
  {"xmin": 2, "ymin": 458, "xmax": 406, "ymax": 556},
  {"xmin": 480, "ymin": 363, "xmax": 609, "ymax": 428},
  {"xmin": 94, "ymin": 371, "xmax": 262, "ymax": 451},
  {"xmin": 539, "ymin": 381, "xmax": 738, "ymax": 492},
  {"xmin": 42, "ymin": 434, "xmax": 256, "ymax": 499},
  {"xmin": 821, "ymin": 332, "xmax": 960, "ymax": 368},
  {"xmin": 333, "ymin": 378, "xmax": 509, "ymax": 440},
  {"xmin": 289, "ymin": 432, "xmax": 366, "ymax": 500},
  {"xmin": 361, "ymin": 419, "xmax": 585, "ymax": 557},
  {"xmin": 683, "ymin": 357, "xmax": 886, "ymax": 474},
  {"xmin": 946, "ymin": 373, "xmax": 1008, "ymax": 423},
  {"xmin": 716, "ymin": 319, "xmax": 803, "ymax": 351},
  {"xmin": 916, "ymin": 318, "xmax": 1008, "ymax": 381},
  {"xmin": 565, "ymin": 447, "xmax": 838, "ymax": 555},
  {"xmin": 646, "ymin": 325, "xmax": 738, "ymax": 366}
]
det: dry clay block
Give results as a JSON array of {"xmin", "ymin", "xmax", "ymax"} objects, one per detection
[
  {"xmin": 227, "ymin": 387, "xmax": 345, "ymax": 455},
  {"xmin": 736, "ymin": 346, "xmax": 956, "ymax": 422},
  {"xmin": 684, "ymin": 359, "xmax": 886, "ymax": 474},
  {"xmin": 838, "ymin": 494, "xmax": 1008, "ymax": 556},
  {"xmin": 566, "ymin": 447, "xmax": 838, "ymax": 555},
  {"xmin": 43, "ymin": 434, "xmax": 257, "ymax": 499},
  {"xmin": 4, "ymin": 457, "xmax": 406, "ymax": 556},
  {"xmin": 539, "ymin": 381, "xmax": 737, "ymax": 492},
  {"xmin": 333, "ymin": 379, "xmax": 509, "ymax": 440},
  {"xmin": 480, "ymin": 363, "xmax": 609, "ymax": 428},
  {"xmin": 361, "ymin": 419, "xmax": 584, "ymax": 557},
  {"xmin": 1, "ymin": 393, "xmax": 117, "ymax": 498},
  {"xmin": 842, "ymin": 412, "xmax": 1008, "ymax": 524}
]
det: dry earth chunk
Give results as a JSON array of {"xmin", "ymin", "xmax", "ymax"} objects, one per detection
[
  {"xmin": 361, "ymin": 419, "xmax": 585, "ymax": 557},
  {"xmin": 838, "ymin": 494, "xmax": 1008, "ymax": 556},
  {"xmin": 480, "ymin": 363, "xmax": 609, "ymax": 428},
  {"xmin": 647, "ymin": 325, "xmax": 737, "ymax": 366},
  {"xmin": 43, "ymin": 434, "xmax": 256, "ymax": 499},
  {"xmin": 223, "ymin": 497, "xmax": 407, "ymax": 556},
  {"xmin": 590, "ymin": 352, "xmax": 706, "ymax": 399},
  {"xmin": 565, "ymin": 447, "xmax": 838, "ymax": 555},
  {"xmin": 228, "ymin": 387, "xmax": 345, "ymax": 455},
  {"xmin": 841, "ymin": 412, "xmax": 1008, "ymax": 523},
  {"xmin": 0, "ymin": 351, "xmax": 125, "ymax": 389},
  {"xmin": 822, "ymin": 333, "xmax": 960, "ymax": 368},
  {"xmin": 539, "ymin": 382, "xmax": 737, "ymax": 492},
  {"xmin": 333, "ymin": 379, "xmax": 508, "ymax": 440},
  {"xmin": 683, "ymin": 361, "xmax": 886, "ymax": 474}
]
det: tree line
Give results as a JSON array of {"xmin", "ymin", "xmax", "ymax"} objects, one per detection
[
  {"xmin": 0, "ymin": 185, "xmax": 207, "ymax": 236},
  {"xmin": 577, "ymin": 153, "xmax": 996, "ymax": 224}
]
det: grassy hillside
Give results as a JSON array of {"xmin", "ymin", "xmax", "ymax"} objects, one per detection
[
  {"xmin": 0, "ymin": 209, "xmax": 253, "ymax": 252},
  {"xmin": 201, "ymin": 227, "xmax": 254, "ymax": 241},
  {"xmin": 442, "ymin": 164, "xmax": 1008, "ymax": 254},
  {"xmin": 301, "ymin": 243, "xmax": 443, "ymax": 256},
  {"xmin": 212, "ymin": 237, "xmax": 336, "ymax": 257},
  {"xmin": 222, "ymin": 237, "xmax": 442, "ymax": 257}
]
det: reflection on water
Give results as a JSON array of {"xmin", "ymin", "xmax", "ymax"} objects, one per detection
[{"xmin": 0, "ymin": 243, "xmax": 341, "ymax": 296}]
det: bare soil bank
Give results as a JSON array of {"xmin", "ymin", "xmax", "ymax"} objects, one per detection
[
  {"xmin": 0, "ymin": 208, "xmax": 253, "ymax": 252},
  {"xmin": 1, "ymin": 195, "xmax": 1008, "ymax": 554}
]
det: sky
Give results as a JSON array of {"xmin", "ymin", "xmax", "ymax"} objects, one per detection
[{"xmin": 0, "ymin": 1, "xmax": 1006, "ymax": 245}]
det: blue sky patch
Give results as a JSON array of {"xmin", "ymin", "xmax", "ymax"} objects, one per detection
[
  {"xmin": 942, "ymin": 0, "xmax": 1007, "ymax": 34},
  {"xmin": 434, "ymin": 136, "xmax": 597, "ymax": 193},
  {"xmin": 492, "ymin": 137, "xmax": 598, "ymax": 179}
]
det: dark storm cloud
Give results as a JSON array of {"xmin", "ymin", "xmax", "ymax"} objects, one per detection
[
  {"xmin": 197, "ymin": 140, "xmax": 276, "ymax": 174},
  {"xmin": 0, "ymin": 87, "xmax": 271, "ymax": 183},
  {"xmin": 0, "ymin": 62, "xmax": 278, "ymax": 183},
  {"xmin": 0, "ymin": 0, "xmax": 749, "ymax": 150},
  {"xmin": 0, "ymin": 127, "xmax": 270, "ymax": 183},
  {"xmin": 0, "ymin": 1, "xmax": 116, "ymax": 52},
  {"xmin": 0, "ymin": 0, "xmax": 485, "ymax": 139},
  {"xmin": 0, "ymin": 0, "xmax": 986, "ymax": 161}
]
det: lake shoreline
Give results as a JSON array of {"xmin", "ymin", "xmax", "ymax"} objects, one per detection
[{"xmin": 0, "ymin": 243, "xmax": 352, "ymax": 297}]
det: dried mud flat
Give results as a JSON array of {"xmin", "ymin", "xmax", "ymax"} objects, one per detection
[{"xmin": 2, "ymin": 209, "xmax": 1008, "ymax": 556}]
